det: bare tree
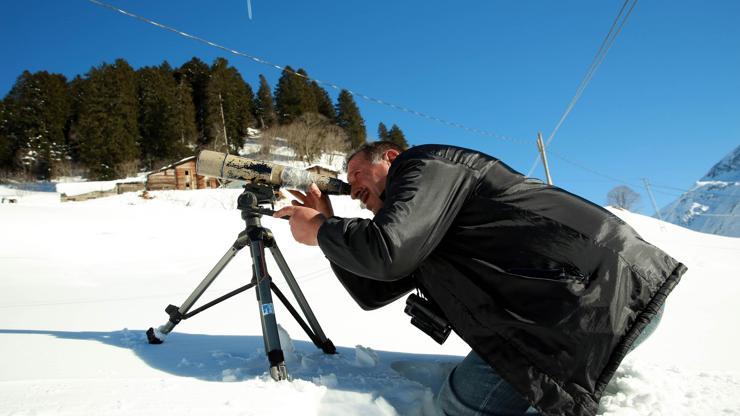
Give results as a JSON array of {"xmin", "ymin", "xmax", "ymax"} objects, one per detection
[
  {"xmin": 262, "ymin": 113, "xmax": 347, "ymax": 163},
  {"xmin": 607, "ymin": 186, "xmax": 641, "ymax": 211},
  {"xmin": 257, "ymin": 130, "xmax": 275, "ymax": 158}
]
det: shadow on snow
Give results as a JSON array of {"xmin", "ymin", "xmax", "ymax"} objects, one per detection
[{"xmin": 0, "ymin": 328, "xmax": 460, "ymax": 412}]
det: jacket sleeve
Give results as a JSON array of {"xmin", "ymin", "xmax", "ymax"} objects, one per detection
[
  {"xmin": 317, "ymin": 156, "xmax": 478, "ymax": 281},
  {"xmin": 330, "ymin": 262, "xmax": 415, "ymax": 310}
]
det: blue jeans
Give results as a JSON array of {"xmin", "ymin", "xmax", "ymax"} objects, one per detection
[
  {"xmin": 435, "ymin": 306, "xmax": 664, "ymax": 415},
  {"xmin": 436, "ymin": 351, "xmax": 540, "ymax": 416}
]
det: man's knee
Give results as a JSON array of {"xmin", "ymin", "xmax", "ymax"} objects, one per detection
[{"xmin": 435, "ymin": 352, "xmax": 536, "ymax": 415}]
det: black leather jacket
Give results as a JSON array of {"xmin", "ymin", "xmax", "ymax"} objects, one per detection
[{"xmin": 317, "ymin": 144, "xmax": 685, "ymax": 416}]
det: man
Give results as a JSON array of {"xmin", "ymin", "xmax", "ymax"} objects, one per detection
[{"xmin": 274, "ymin": 142, "xmax": 685, "ymax": 416}]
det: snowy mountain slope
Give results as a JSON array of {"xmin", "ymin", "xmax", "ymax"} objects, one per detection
[
  {"xmin": 660, "ymin": 145, "xmax": 740, "ymax": 237},
  {"xmin": 1, "ymin": 187, "xmax": 739, "ymax": 415}
]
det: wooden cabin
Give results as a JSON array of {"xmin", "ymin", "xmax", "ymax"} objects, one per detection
[{"xmin": 146, "ymin": 156, "xmax": 219, "ymax": 191}]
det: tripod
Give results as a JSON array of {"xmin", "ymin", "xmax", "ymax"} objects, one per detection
[{"xmin": 146, "ymin": 183, "xmax": 336, "ymax": 381}]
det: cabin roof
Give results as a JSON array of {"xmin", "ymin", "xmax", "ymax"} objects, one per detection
[{"xmin": 147, "ymin": 156, "xmax": 196, "ymax": 177}]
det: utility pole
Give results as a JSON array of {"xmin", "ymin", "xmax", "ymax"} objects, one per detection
[
  {"xmin": 642, "ymin": 178, "xmax": 664, "ymax": 222},
  {"xmin": 218, "ymin": 93, "xmax": 230, "ymax": 153},
  {"xmin": 536, "ymin": 132, "xmax": 554, "ymax": 185}
]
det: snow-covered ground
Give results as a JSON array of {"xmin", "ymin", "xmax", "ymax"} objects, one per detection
[{"xmin": 1, "ymin": 185, "xmax": 739, "ymax": 415}]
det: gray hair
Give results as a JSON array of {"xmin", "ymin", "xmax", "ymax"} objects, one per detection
[{"xmin": 345, "ymin": 141, "xmax": 403, "ymax": 169}]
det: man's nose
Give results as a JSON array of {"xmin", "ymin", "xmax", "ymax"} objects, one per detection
[{"xmin": 350, "ymin": 186, "xmax": 360, "ymax": 200}]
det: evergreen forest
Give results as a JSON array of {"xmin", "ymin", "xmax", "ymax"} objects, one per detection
[{"xmin": 0, "ymin": 57, "xmax": 408, "ymax": 180}]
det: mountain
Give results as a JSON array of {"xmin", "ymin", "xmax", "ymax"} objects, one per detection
[{"xmin": 660, "ymin": 145, "xmax": 740, "ymax": 237}]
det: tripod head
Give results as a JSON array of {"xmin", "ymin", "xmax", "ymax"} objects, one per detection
[
  {"xmin": 237, "ymin": 182, "xmax": 283, "ymax": 222},
  {"xmin": 238, "ymin": 182, "xmax": 277, "ymax": 208}
]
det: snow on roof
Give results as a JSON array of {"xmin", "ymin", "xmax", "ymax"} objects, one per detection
[
  {"xmin": 148, "ymin": 156, "xmax": 197, "ymax": 176},
  {"xmin": 305, "ymin": 164, "xmax": 339, "ymax": 174}
]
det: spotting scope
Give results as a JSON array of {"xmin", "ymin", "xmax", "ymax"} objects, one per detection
[{"xmin": 196, "ymin": 150, "xmax": 351, "ymax": 195}]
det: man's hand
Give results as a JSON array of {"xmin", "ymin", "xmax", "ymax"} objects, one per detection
[
  {"xmin": 273, "ymin": 205, "xmax": 326, "ymax": 246},
  {"xmin": 288, "ymin": 183, "xmax": 334, "ymax": 218}
]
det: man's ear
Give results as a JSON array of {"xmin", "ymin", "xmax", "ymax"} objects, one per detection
[{"xmin": 384, "ymin": 149, "xmax": 401, "ymax": 164}]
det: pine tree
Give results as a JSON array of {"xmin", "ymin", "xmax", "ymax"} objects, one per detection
[
  {"xmin": 255, "ymin": 74, "xmax": 277, "ymax": 128},
  {"xmin": 137, "ymin": 65, "xmax": 169, "ymax": 167},
  {"xmin": 311, "ymin": 81, "xmax": 335, "ymax": 120},
  {"xmin": 0, "ymin": 99, "xmax": 13, "ymax": 171},
  {"xmin": 174, "ymin": 73, "xmax": 198, "ymax": 151},
  {"xmin": 65, "ymin": 75, "xmax": 85, "ymax": 167},
  {"xmin": 76, "ymin": 59, "xmax": 139, "ymax": 180},
  {"xmin": 177, "ymin": 57, "xmax": 210, "ymax": 145},
  {"xmin": 296, "ymin": 69, "xmax": 317, "ymax": 114},
  {"xmin": 1, "ymin": 70, "xmax": 72, "ymax": 178},
  {"xmin": 377, "ymin": 122, "xmax": 389, "ymax": 141},
  {"xmin": 204, "ymin": 57, "xmax": 255, "ymax": 154},
  {"xmin": 387, "ymin": 124, "xmax": 409, "ymax": 149},
  {"xmin": 235, "ymin": 77, "xmax": 256, "ymax": 141},
  {"xmin": 40, "ymin": 72, "xmax": 72, "ymax": 177},
  {"xmin": 0, "ymin": 84, "xmax": 22, "ymax": 174},
  {"xmin": 335, "ymin": 90, "xmax": 366, "ymax": 150},
  {"xmin": 137, "ymin": 62, "xmax": 192, "ymax": 169},
  {"xmin": 274, "ymin": 66, "xmax": 316, "ymax": 124}
]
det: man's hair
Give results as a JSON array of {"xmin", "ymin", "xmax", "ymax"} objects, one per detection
[{"xmin": 346, "ymin": 141, "xmax": 404, "ymax": 168}]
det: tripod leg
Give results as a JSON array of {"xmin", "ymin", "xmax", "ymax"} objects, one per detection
[
  {"xmin": 249, "ymin": 237, "xmax": 289, "ymax": 381},
  {"xmin": 147, "ymin": 246, "xmax": 239, "ymax": 344},
  {"xmin": 269, "ymin": 244, "xmax": 335, "ymax": 354}
]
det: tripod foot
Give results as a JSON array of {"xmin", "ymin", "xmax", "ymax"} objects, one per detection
[
  {"xmin": 320, "ymin": 339, "xmax": 337, "ymax": 354},
  {"xmin": 146, "ymin": 327, "xmax": 167, "ymax": 344},
  {"xmin": 270, "ymin": 362, "xmax": 289, "ymax": 381}
]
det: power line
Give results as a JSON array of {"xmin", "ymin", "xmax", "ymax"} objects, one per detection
[
  {"xmin": 546, "ymin": 155, "xmax": 740, "ymax": 219},
  {"xmin": 81, "ymin": 0, "xmax": 740, "ymax": 208},
  {"xmin": 527, "ymin": 0, "xmax": 639, "ymax": 176},
  {"xmin": 650, "ymin": 187, "xmax": 740, "ymax": 200},
  {"xmin": 649, "ymin": 181, "xmax": 740, "ymax": 197},
  {"xmin": 648, "ymin": 182, "xmax": 700, "ymax": 192},
  {"xmin": 649, "ymin": 184, "xmax": 740, "ymax": 200},
  {"xmin": 546, "ymin": 0, "xmax": 638, "ymax": 149},
  {"xmin": 546, "ymin": 150, "xmax": 740, "ymax": 205},
  {"xmin": 650, "ymin": 188, "xmax": 691, "ymax": 198},
  {"xmin": 545, "ymin": 148, "xmax": 641, "ymax": 188},
  {"xmin": 86, "ymin": 0, "xmax": 530, "ymax": 145}
]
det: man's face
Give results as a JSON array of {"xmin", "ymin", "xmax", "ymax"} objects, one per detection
[{"xmin": 347, "ymin": 152, "xmax": 392, "ymax": 214}]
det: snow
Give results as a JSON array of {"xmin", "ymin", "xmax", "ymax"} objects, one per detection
[
  {"xmin": 684, "ymin": 202, "xmax": 709, "ymax": 223},
  {"xmin": 1, "ymin": 184, "xmax": 739, "ymax": 415},
  {"xmin": 695, "ymin": 181, "xmax": 739, "ymax": 188},
  {"xmin": 0, "ymin": 174, "xmax": 148, "ymax": 198}
]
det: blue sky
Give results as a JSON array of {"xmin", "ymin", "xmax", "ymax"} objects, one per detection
[{"xmin": 1, "ymin": 0, "xmax": 738, "ymax": 213}]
